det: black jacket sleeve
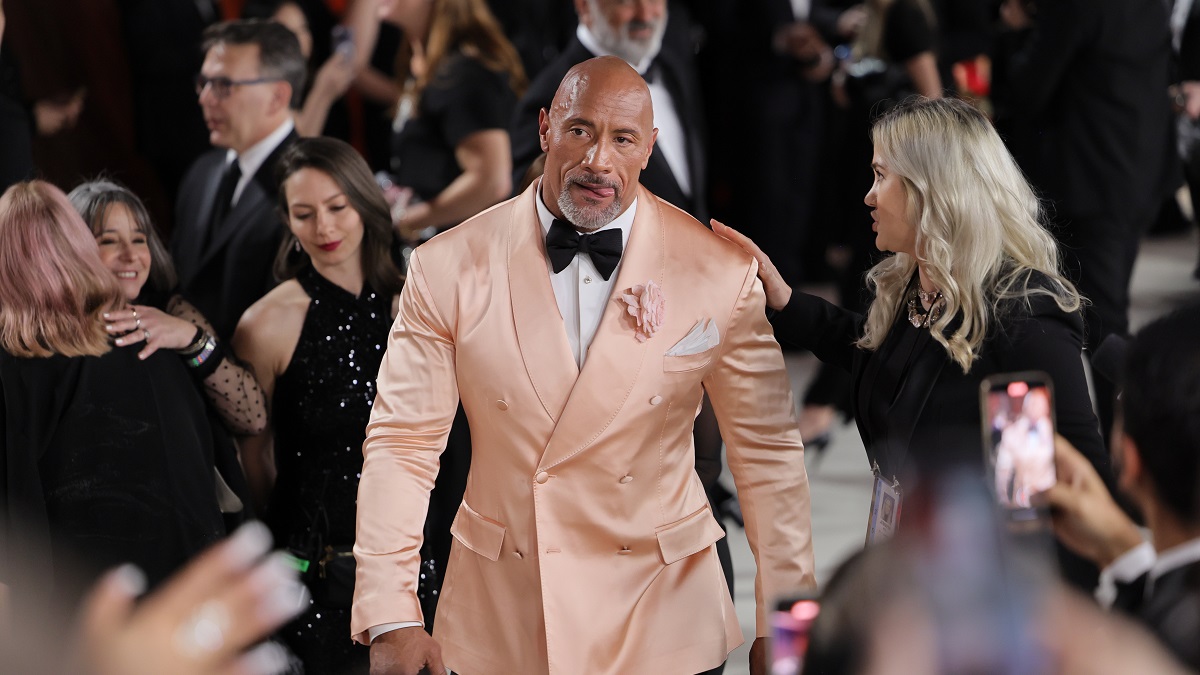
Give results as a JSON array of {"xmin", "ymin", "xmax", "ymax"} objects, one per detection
[{"xmin": 769, "ymin": 290, "xmax": 864, "ymax": 373}]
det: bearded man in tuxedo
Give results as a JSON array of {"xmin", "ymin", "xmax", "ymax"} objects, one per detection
[{"xmin": 353, "ymin": 56, "xmax": 815, "ymax": 675}]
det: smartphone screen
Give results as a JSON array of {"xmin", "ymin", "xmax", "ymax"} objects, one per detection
[
  {"xmin": 981, "ymin": 374, "xmax": 1056, "ymax": 519},
  {"xmin": 771, "ymin": 596, "xmax": 821, "ymax": 675}
]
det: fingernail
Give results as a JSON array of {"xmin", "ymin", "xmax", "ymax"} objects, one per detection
[
  {"xmin": 105, "ymin": 325, "xmax": 114, "ymax": 331},
  {"xmin": 239, "ymin": 641, "xmax": 291, "ymax": 675},
  {"xmin": 103, "ymin": 313, "xmax": 111, "ymax": 319},
  {"xmin": 224, "ymin": 520, "xmax": 273, "ymax": 568},
  {"xmin": 110, "ymin": 563, "xmax": 147, "ymax": 596}
]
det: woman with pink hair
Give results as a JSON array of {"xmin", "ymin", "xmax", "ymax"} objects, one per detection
[{"xmin": 0, "ymin": 180, "xmax": 225, "ymax": 600}]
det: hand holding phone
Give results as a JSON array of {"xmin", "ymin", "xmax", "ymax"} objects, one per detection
[{"xmin": 981, "ymin": 372, "xmax": 1057, "ymax": 521}]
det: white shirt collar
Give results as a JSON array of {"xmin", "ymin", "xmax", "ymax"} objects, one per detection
[
  {"xmin": 1150, "ymin": 536, "xmax": 1200, "ymax": 584},
  {"xmin": 576, "ymin": 23, "xmax": 658, "ymax": 75},
  {"xmin": 224, "ymin": 117, "xmax": 294, "ymax": 183},
  {"xmin": 535, "ymin": 179, "xmax": 637, "ymax": 251}
]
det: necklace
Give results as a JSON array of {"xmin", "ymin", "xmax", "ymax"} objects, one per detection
[{"xmin": 907, "ymin": 285, "xmax": 944, "ymax": 328}]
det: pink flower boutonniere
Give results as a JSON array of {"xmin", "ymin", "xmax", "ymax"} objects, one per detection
[{"xmin": 619, "ymin": 280, "xmax": 665, "ymax": 343}]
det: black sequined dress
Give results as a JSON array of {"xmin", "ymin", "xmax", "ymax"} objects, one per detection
[{"xmin": 268, "ymin": 265, "xmax": 390, "ymax": 673}]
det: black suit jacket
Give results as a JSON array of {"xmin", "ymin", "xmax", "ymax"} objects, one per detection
[
  {"xmin": 1175, "ymin": 0, "xmax": 1200, "ymax": 83},
  {"xmin": 772, "ymin": 277, "xmax": 1108, "ymax": 588},
  {"xmin": 170, "ymin": 130, "xmax": 298, "ymax": 341},
  {"xmin": 1112, "ymin": 558, "xmax": 1200, "ymax": 670},
  {"xmin": 771, "ymin": 277, "xmax": 1108, "ymax": 483},
  {"xmin": 1005, "ymin": 0, "xmax": 1174, "ymax": 224},
  {"xmin": 509, "ymin": 12, "xmax": 709, "ymax": 223}
]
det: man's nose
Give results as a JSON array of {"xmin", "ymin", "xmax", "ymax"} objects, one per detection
[
  {"xmin": 582, "ymin": 139, "xmax": 614, "ymax": 173},
  {"xmin": 198, "ymin": 82, "xmax": 217, "ymax": 105},
  {"xmin": 634, "ymin": 0, "xmax": 663, "ymax": 21}
]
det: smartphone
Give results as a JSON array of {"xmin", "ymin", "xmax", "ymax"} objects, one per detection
[
  {"xmin": 980, "ymin": 372, "xmax": 1056, "ymax": 522},
  {"xmin": 771, "ymin": 593, "xmax": 821, "ymax": 675}
]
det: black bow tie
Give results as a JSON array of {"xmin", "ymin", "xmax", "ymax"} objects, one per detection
[{"xmin": 545, "ymin": 219, "xmax": 623, "ymax": 280}]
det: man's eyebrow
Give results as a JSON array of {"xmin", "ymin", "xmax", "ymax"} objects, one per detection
[{"xmin": 564, "ymin": 116, "xmax": 595, "ymax": 127}]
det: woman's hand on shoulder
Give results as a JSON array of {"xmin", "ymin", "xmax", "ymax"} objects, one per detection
[
  {"xmin": 710, "ymin": 219, "xmax": 793, "ymax": 311},
  {"xmin": 104, "ymin": 305, "xmax": 203, "ymax": 360}
]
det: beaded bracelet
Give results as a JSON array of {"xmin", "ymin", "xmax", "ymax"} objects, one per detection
[{"xmin": 186, "ymin": 333, "xmax": 218, "ymax": 368}]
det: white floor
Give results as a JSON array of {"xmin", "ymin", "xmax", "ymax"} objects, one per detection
[{"xmin": 719, "ymin": 229, "xmax": 1200, "ymax": 675}]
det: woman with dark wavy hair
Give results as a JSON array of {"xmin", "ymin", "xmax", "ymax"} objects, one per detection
[
  {"xmin": 233, "ymin": 137, "xmax": 403, "ymax": 672},
  {"xmin": 68, "ymin": 179, "xmax": 267, "ymax": 438},
  {"xmin": 0, "ymin": 180, "xmax": 224, "ymax": 601}
]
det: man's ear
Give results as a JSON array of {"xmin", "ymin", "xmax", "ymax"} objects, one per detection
[
  {"xmin": 269, "ymin": 81, "xmax": 293, "ymax": 115},
  {"xmin": 538, "ymin": 108, "xmax": 551, "ymax": 153},
  {"xmin": 1117, "ymin": 434, "xmax": 1144, "ymax": 498},
  {"xmin": 641, "ymin": 128, "xmax": 658, "ymax": 170},
  {"xmin": 573, "ymin": 0, "xmax": 590, "ymax": 24}
]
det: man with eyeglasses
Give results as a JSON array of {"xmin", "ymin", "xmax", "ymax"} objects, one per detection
[{"xmin": 170, "ymin": 19, "xmax": 305, "ymax": 341}]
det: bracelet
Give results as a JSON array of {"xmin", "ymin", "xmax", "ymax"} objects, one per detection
[
  {"xmin": 185, "ymin": 333, "xmax": 219, "ymax": 368},
  {"xmin": 179, "ymin": 327, "xmax": 207, "ymax": 356}
]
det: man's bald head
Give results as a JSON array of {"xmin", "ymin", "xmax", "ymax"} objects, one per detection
[
  {"xmin": 537, "ymin": 56, "xmax": 658, "ymax": 231},
  {"xmin": 549, "ymin": 56, "xmax": 655, "ymax": 131}
]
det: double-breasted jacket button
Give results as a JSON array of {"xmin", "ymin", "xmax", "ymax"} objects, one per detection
[
  {"xmin": 496, "ymin": 400, "xmax": 509, "ymax": 411},
  {"xmin": 535, "ymin": 471, "xmax": 550, "ymax": 484},
  {"xmin": 649, "ymin": 395, "xmax": 663, "ymax": 406},
  {"xmin": 619, "ymin": 475, "xmax": 633, "ymax": 484},
  {"xmin": 513, "ymin": 551, "xmax": 523, "ymax": 560},
  {"xmin": 618, "ymin": 546, "xmax": 632, "ymax": 555}
]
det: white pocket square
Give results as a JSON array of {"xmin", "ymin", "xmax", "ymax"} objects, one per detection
[{"xmin": 666, "ymin": 319, "xmax": 720, "ymax": 357}]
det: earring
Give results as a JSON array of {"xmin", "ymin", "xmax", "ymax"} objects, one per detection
[{"xmin": 294, "ymin": 239, "xmax": 301, "ymax": 252}]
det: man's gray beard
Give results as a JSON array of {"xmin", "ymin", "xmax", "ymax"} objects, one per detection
[
  {"xmin": 558, "ymin": 183, "xmax": 623, "ymax": 232},
  {"xmin": 586, "ymin": 0, "xmax": 667, "ymax": 67}
]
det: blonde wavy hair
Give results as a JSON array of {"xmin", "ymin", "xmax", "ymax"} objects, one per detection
[{"xmin": 856, "ymin": 97, "xmax": 1082, "ymax": 372}]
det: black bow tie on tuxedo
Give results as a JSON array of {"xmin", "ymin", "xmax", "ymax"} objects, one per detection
[{"xmin": 545, "ymin": 219, "xmax": 623, "ymax": 281}]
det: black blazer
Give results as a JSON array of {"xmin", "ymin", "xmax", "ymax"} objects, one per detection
[
  {"xmin": 1175, "ymin": 0, "xmax": 1200, "ymax": 83},
  {"xmin": 509, "ymin": 12, "xmax": 709, "ymax": 223},
  {"xmin": 771, "ymin": 278, "xmax": 1108, "ymax": 484},
  {"xmin": 1112, "ymin": 558, "xmax": 1200, "ymax": 670},
  {"xmin": 1005, "ymin": 0, "xmax": 1174, "ymax": 223},
  {"xmin": 170, "ymin": 130, "xmax": 297, "ymax": 341}
]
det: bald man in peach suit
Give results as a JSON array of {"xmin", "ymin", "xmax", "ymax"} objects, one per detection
[{"xmin": 352, "ymin": 56, "xmax": 815, "ymax": 675}]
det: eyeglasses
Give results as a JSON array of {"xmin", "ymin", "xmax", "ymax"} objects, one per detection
[{"xmin": 194, "ymin": 74, "xmax": 284, "ymax": 99}]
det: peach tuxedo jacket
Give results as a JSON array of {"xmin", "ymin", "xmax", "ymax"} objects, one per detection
[{"xmin": 352, "ymin": 181, "xmax": 815, "ymax": 674}]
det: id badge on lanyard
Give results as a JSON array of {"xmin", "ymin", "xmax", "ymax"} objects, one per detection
[{"xmin": 866, "ymin": 460, "xmax": 902, "ymax": 545}]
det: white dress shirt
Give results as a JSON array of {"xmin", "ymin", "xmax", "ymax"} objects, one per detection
[
  {"xmin": 536, "ymin": 186, "xmax": 636, "ymax": 369},
  {"xmin": 367, "ymin": 187, "xmax": 635, "ymax": 643},
  {"xmin": 1096, "ymin": 535, "xmax": 1200, "ymax": 607},
  {"xmin": 225, "ymin": 117, "xmax": 295, "ymax": 207},
  {"xmin": 1172, "ymin": 0, "xmax": 1195, "ymax": 53},
  {"xmin": 576, "ymin": 24, "xmax": 692, "ymax": 197}
]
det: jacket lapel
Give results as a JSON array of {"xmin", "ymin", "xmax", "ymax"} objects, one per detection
[
  {"xmin": 196, "ymin": 182, "xmax": 270, "ymax": 271},
  {"xmin": 538, "ymin": 185, "xmax": 664, "ymax": 471},
  {"xmin": 508, "ymin": 181, "xmax": 579, "ymax": 423},
  {"xmin": 175, "ymin": 158, "xmax": 226, "ymax": 284}
]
